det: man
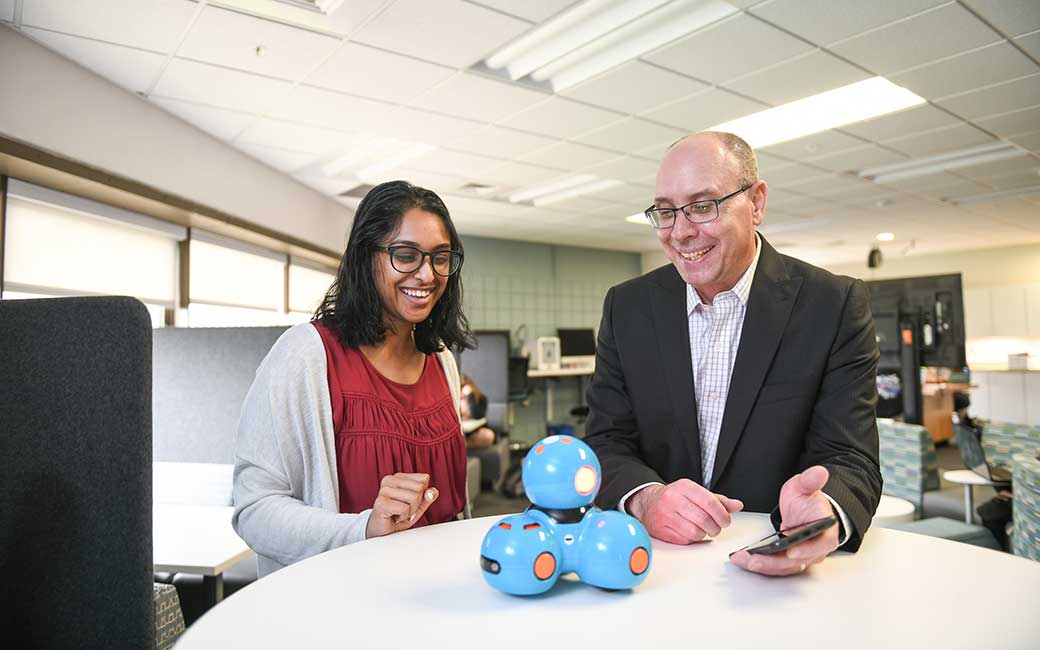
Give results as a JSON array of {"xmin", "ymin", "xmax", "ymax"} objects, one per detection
[{"xmin": 584, "ymin": 131, "xmax": 881, "ymax": 577}]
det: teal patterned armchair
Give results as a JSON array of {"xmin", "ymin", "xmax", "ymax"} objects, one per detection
[
  {"xmin": 877, "ymin": 419, "xmax": 940, "ymax": 512},
  {"xmin": 982, "ymin": 422, "xmax": 1040, "ymax": 469},
  {"xmin": 878, "ymin": 419, "xmax": 1000, "ymax": 549},
  {"xmin": 1012, "ymin": 453, "xmax": 1040, "ymax": 562}
]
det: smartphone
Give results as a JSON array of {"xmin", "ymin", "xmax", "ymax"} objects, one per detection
[{"xmin": 731, "ymin": 515, "xmax": 837, "ymax": 556}]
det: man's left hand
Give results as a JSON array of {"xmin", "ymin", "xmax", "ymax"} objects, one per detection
[{"xmin": 729, "ymin": 465, "xmax": 838, "ymax": 576}]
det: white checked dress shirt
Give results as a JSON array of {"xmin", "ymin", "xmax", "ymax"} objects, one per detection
[{"xmin": 620, "ymin": 235, "xmax": 850, "ymax": 545}]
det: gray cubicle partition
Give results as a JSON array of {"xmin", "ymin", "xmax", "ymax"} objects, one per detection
[{"xmin": 152, "ymin": 326, "xmax": 287, "ymax": 463}]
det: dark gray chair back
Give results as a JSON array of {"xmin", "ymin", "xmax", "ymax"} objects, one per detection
[
  {"xmin": 0, "ymin": 296, "xmax": 154, "ymax": 649},
  {"xmin": 152, "ymin": 326, "xmax": 287, "ymax": 463}
]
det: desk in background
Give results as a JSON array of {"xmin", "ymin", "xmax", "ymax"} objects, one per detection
[
  {"xmin": 922, "ymin": 381, "xmax": 973, "ymax": 443},
  {"xmin": 527, "ymin": 365, "xmax": 594, "ymax": 423},
  {"xmin": 176, "ymin": 512, "xmax": 1040, "ymax": 648},
  {"xmin": 153, "ymin": 504, "xmax": 254, "ymax": 608}
]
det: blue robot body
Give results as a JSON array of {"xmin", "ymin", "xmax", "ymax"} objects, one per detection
[{"xmin": 480, "ymin": 436, "xmax": 653, "ymax": 595}]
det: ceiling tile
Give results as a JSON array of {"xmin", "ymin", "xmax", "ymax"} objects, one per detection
[
  {"xmin": 1009, "ymin": 130, "xmax": 1040, "ymax": 153},
  {"xmin": 235, "ymin": 142, "xmax": 318, "ymax": 174},
  {"xmin": 762, "ymin": 130, "xmax": 867, "ymax": 159},
  {"xmin": 350, "ymin": 0, "xmax": 530, "ymax": 68},
  {"xmin": 937, "ymin": 73, "xmax": 1040, "ymax": 119},
  {"xmin": 748, "ymin": 0, "xmax": 946, "ymax": 45},
  {"xmin": 380, "ymin": 108, "xmax": 487, "ymax": 147},
  {"xmin": 237, "ymin": 118, "xmax": 357, "ymax": 155},
  {"xmin": 305, "ymin": 42, "xmax": 454, "ymax": 105},
  {"xmin": 414, "ymin": 72, "xmax": 548, "ymax": 123},
  {"xmin": 22, "ymin": 27, "xmax": 165, "ymax": 94},
  {"xmin": 805, "ymin": 144, "xmax": 909, "ymax": 174},
  {"xmin": 266, "ymin": 84, "xmax": 396, "ymax": 133},
  {"xmin": 829, "ymin": 3, "xmax": 1002, "ymax": 75},
  {"xmin": 642, "ymin": 88, "xmax": 767, "ymax": 131},
  {"xmin": 584, "ymin": 156, "xmax": 660, "ymax": 183},
  {"xmin": 889, "ymin": 42, "xmax": 1038, "ymax": 100},
  {"xmin": 960, "ymin": 0, "xmax": 1040, "ymax": 38},
  {"xmin": 882, "ymin": 124, "xmax": 996, "ymax": 157},
  {"xmin": 721, "ymin": 50, "xmax": 871, "ymax": 106},
  {"xmin": 573, "ymin": 118, "xmax": 686, "ymax": 155},
  {"xmin": 151, "ymin": 96, "xmax": 253, "ymax": 141},
  {"xmin": 841, "ymin": 105, "xmax": 961, "ymax": 142},
  {"xmin": 645, "ymin": 14, "xmax": 812, "ymax": 85},
  {"xmin": 319, "ymin": 0, "xmax": 393, "ymax": 37},
  {"xmin": 502, "ymin": 97, "xmax": 623, "ymax": 139},
  {"xmin": 0, "ymin": 0, "xmax": 13, "ymax": 22},
  {"xmin": 478, "ymin": 161, "xmax": 563, "ymax": 187},
  {"xmin": 409, "ymin": 149, "xmax": 508, "ymax": 180},
  {"xmin": 976, "ymin": 105, "xmax": 1040, "ymax": 137},
  {"xmin": 561, "ymin": 61, "xmax": 708, "ymax": 116},
  {"xmin": 467, "ymin": 0, "xmax": 579, "ymax": 22},
  {"xmin": 153, "ymin": 57, "xmax": 293, "ymax": 114},
  {"xmin": 389, "ymin": 169, "xmax": 470, "ymax": 195},
  {"xmin": 957, "ymin": 157, "xmax": 1040, "ymax": 183},
  {"xmin": 447, "ymin": 126, "xmax": 556, "ymax": 159},
  {"xmin": 582, "ymin": 182, "xmax": 654, "ymax": 204},
  {"xmin": 760, "ymin": 163, "xmax": 833, "ymax": 187},
  {"xmin": 875, "ymin": 171, "xmax": 984, "ymax": 193},
  {"xmin": 20, "ymin": 0, "xmax": 197, "ymax": 53},
  {"xmin": 518, "ymin": 142, "xmax": 617, "ymax": 170},
  {"xmin": 177, "ymin": 5, "xmax": 340, "ymax": 81},
  {"xmin": 1016, "ymin": 30, "xmax": 1040, "ymax": 59}
]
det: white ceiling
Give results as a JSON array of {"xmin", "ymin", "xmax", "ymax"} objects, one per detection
[{"xmin": 5, "ymin": 0, "xmax": 1040, "ymax": 266}]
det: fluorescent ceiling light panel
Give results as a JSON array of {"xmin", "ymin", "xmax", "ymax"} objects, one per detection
[
  {"xmin": 876, "ymin": 232, "xmax": 895, "ymax": 242},
  {"xmin": 483, "ymin": 0, "xmax": 736, "ymax": 91},
  {"xmin": 508, "ymin": 174, "xmax": 597, "ymax": 203},
  {"xmin": 947, "ymin": 184, "xmax": 1040, "ymax": 206},
  {"xmin": 711, "ymin": 77, "xmax": 925, "ymax": 149},
  {"xmin": 533, "ymin": 179, "xmax": 622, "ymax": 206},
  {"xmin": 322, "ymin": 137, "xmax": 435, "ymax": 182},
  {"xmin": 626, "ymin": 213, "xmax": 650, "ymax": 225},
  {"xmin": 859, "ymin": 142, "xmax": 1027, "ymax": 184}
]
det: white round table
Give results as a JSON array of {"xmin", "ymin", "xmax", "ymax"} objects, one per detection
[
  {"xmin": 872, "ymin": 494, "xmax": 917, "ymax": 527},
  {"xmin": 178, "ymin": 513, "xmax": 1040, "ymax": 649},
  {"xmin": 943, "ymin": 469, "xmax": 1004, "ymax": 524}
]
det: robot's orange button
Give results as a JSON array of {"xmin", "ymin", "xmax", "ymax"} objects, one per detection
[
  {"xmin": 533, "ymin": 552, "xmax": 556, "ymax": 580},
  {"xmin": 629, "ymin": 547, "xmax": 650, "ymax": 575}
]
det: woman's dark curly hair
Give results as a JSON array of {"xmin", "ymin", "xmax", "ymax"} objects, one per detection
[{"xmin": 314, "ymin": 180, "xmax": 474, "ymax": 354}]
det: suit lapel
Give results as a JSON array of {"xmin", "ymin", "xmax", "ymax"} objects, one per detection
[
  {"xmin": 650, "ymin": 268, "xmax": 703, "ymax": 485},
  {"xmin": 710, "ymin": 237, "xmax": 802, "ymax": 488}
]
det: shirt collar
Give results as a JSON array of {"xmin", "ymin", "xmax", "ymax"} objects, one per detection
[{"xmin": 687, "ymin": 233, "xmax": 762, "ymax": 314}]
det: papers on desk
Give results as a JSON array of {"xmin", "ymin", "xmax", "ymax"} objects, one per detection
[{"xmin": 461, "ymin": 418, "xmax": 487, "ymax": 434}]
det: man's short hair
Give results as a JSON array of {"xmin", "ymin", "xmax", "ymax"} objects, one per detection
[{"xmin": 669, "ymin": 131, "xmax": 759, "ymax": 189}]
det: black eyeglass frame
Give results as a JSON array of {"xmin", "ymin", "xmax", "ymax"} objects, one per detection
[
  {"xmin": 379, "ymin": 245, "xmax": 464, "ymax": 277},
  {"xmin": 644, "ymin": 183, "xmax": 754, "ymax": 230}
]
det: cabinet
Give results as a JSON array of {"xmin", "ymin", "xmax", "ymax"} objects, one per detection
[
  {"xmin": 989, "ymin": 372, "xmax": 1027, "ymax": 424},
  {"xmin": 1027, "ymin": 286, "xmax": 1040, "ymax": 337},
  {"xmin": 990, "ymin": 287, "xmax": 1028, "ymax": 337},
  {"xmin": 963, "ymin": 287, "xmax": 992, "ymax": 338}
]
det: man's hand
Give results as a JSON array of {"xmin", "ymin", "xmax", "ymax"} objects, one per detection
[
  {"xmin": 628, "ymin": 479, "xmax": 743, "ymax": 544},
  {"xmin": 730, "ymin": 465, "xmax": 839, "ymax": 576},
  {"xmin": 366, "ymin": 473, "xmax": 439, "ymax": 539}
]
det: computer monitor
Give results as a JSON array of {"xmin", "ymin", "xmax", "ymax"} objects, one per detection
[
  {"xmin": 867, "ymin": 273, "xmax": 966, "ymax": 369},
  {"xmin": 557, "ymin": 328, "xmax": 596, "ymax": 369}
]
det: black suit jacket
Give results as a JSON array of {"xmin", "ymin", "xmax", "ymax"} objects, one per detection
[{"xmin": 584, "ymin": 236, "xmax": 881, "ymax": 551}]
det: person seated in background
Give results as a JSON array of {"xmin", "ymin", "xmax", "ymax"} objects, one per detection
[
  {"xmin": 955, "ymin": 391, "xmax": 1014, "ymax": 550},
  {"xmin": 233, "ymin": 181, "xmax": 474, "ymax": 577},
  {"xmin": 460, "ymin": 374, "xmax": 497, "ymax": 450}
]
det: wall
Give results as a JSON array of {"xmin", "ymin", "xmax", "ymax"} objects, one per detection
[
  {"xmin": 459, "ymin": 235, "xmax": 642, "ymax": 441},
  {"xmin": 0, "ymin": 27, "xmax": 352, "ymax": 251},
  {"xmin": 824, "ymin": 242, "xmax": 1040, "ymax": 288}
]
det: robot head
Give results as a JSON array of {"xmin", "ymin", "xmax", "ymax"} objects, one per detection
[{"xmin": 522, "ymin": 435, "xmax": 601, "ymax": 509}]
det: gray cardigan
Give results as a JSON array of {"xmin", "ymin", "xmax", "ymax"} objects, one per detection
[{"xmin": 232, "ymin": 323, "xmax": 465, "ymax": 577}]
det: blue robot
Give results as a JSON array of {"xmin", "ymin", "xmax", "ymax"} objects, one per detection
[{"xmin": 479, "ymin": 435, "xmax": 652, "ymax": 595}]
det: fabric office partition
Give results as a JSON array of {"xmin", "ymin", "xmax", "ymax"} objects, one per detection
[{"xmin": 0, "ymin": 296, "xmax": 154, "ymax": 649}]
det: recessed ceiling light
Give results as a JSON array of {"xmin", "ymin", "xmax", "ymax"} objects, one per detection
[
  {"xmin": 481, "ymin": 0, "xmax": 737, "ymax": 91},
  {"xmin": 876, "ymin": 232, "xmax": 895, "ymax": 242},
  {"xmin": 859, "ymin": 142, "xmax": 1027, "ymax": 184},
  {"xmin": 710, "ymin": 77, "xmax": 925, "ymax": 149}
]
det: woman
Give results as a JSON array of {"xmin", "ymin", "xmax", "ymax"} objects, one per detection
[{"xmin": 233, "ymin": 180, "xmax": 474, "ymax": 576}]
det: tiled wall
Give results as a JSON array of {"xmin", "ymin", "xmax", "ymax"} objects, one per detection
[{"xmin": 459, "ymin": 235, "xmax": 643, "ymax": 443}]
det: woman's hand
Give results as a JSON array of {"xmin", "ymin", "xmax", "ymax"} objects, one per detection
[{"xmin": 365, "ymin": 472, "xmax": 439, "ymax": 539}]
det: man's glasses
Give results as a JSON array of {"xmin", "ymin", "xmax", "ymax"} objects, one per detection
[
  {"xmin": 644, "ymin": 184, "xmax": 753, "ymax": 229},
  {"xmin": 381, "ymin": 245, "xmax": 463, "ymax": 277}
]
